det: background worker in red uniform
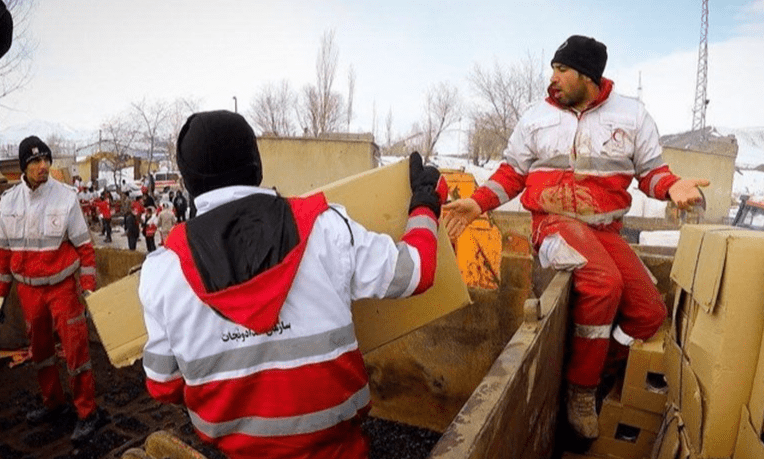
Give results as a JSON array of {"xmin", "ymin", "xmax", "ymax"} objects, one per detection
[
  {"xmin": 0, "ymin": 137, "xmax": 107, "ymax": 443},
  {"xmin": 139, "ymin": 110, "xmax": 447, "ymax": 459},
  {"xmin": 443, "ymin": 35, "xmax": 708, "ymax": 439},
  {"xmin": 94, "ymin": 191, "xmax": 113, "ymax": 243}
]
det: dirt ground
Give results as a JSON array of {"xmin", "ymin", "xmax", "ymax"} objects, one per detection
[{"xmin": 0, "ymin": 326, "xmax": 439, "ymax": 459}]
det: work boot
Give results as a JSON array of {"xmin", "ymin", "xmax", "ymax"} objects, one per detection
[
  {"xmin": 566, "ymin": 384, "xmax": 599, "ymax": 439},
  {"xmin": 70, "ymin": 407, "xmax": 108, "ymax": 444},
  {"xmin": 26, "ymin": 403, "xmax": 70, "ymax": 426}
]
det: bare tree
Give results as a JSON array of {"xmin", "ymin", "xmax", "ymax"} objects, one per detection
[
  {"xmin": 249, "ymin": 80, "xmax": 296, "ymax": 137},
  {"xmin": 0, "ymin": 0, "xmax": 37, "ymax": 101},
  {"xmin": 419, "ymin": 82, "xmax": 460, "ymax": 160},
  {"xmin": 45, "ymin": 133, "xmax": 77, "ymax": 159},
  {"xmin": 346, "ymin": 65, "xmax": 355, "ymax": 131},
  {"xmin": 467, "ymin": 52, "xmax": 546, "ymax": 164},
  {"xmin": 131, "ymin": 98, "xmax": 170, "ymax": 172},
  {"xmin": 166, "ymin": 96, "xmax": 201, "ymax": 167},
  {"xmin": 298, "ymin": 30, "xmax": 345, "ymax": 136},
  {"xmin": 99, "ymin": 112, "xmax": 141, "ymax": 191},
  {"xmin": 385, "ymin": 108, "xmax": 393, "ymax": 147}
]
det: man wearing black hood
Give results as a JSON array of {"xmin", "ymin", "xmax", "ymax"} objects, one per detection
[{"xmin": 139, "ymin": 110, "xmax": 446, "ymax": 459}]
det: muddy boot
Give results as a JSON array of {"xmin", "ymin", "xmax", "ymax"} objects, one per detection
[
  {"xmin": 566, "ymin": 384, "xmax": 599, "ymax": 439},
  {"xmin": 71, "ymin": 407, "xmax": 109, "ymax": 444},
  {"xmin": 26, "ymin": 403, "xmax": 71, "ymax": 426}
]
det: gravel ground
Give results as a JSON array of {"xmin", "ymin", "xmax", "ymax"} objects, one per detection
[{"xmin": 0, "ymin": 336, "xmax": 440, "ymax": 458}]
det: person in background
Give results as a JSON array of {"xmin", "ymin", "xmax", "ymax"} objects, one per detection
[
  {"xmin": 139, "ymin": 110, "xmax": 447, "ymax": 459},
  {"xmin": 94, "ymin": 191, "xmax": 113, "ymax": 243},
  {"xmin": 0, "ymin": 136, "xmax": 108, "ymax": 443},
  {"xmin": 124, "ymin": 205, "xmax": 141, "ymax": 251},
  {"xmin": 443, "ymin": 35, "xmax": 709, "ymax": 439},
  {"xmin": 172, "ymin": 188, "xmax": 188, "ymax": 222},
  {"xmin": 142, "ymin": 206, "xmax": 158, "ymax": 253},
  {"xmin": 156, "ymin": 202, "xmax": 176, "ymax": 246}
]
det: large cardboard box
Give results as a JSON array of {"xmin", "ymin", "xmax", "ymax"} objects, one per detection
[
  {"xmin": 87, "ymin": 160, "xmax": 470, "ymax": 367},
  {"xmin": 622, "ymin": 325, "xmax": 668, "ymax": 414},
  {"xmin": 664, "ymin": 225, "xmax": 764, "ymax": 458},
  {"xmin": 587, "ymin": 388, "xmax": 663, "ymax": 459},
  {"xmin": 734, "ymin": 406, "xmax": 764, "ymax": 459}
]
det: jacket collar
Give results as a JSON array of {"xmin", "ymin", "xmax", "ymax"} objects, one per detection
[
  {"xmin": 546, "ymin": 77, "xmax": 614, "ymax": 115},
  {"xmin": 193, "ymin": 185, "xmax": 277, "ymax": 216}
]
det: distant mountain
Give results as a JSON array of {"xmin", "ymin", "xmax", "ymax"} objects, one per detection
[
  {"xmin": 0, "ymin": 120, "xmax": 97, "ymax": 146},
  {"xmin": 716, "ymin": 126, "xmax": 764, "ymax": 170}
]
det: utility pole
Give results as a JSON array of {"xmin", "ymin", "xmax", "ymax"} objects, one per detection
[
  {"xmin": 233, "ymin": 96, "xmax": 238, "ymax": 113},
  {"xmin": 691, "ymin": 0, "xmax": 709, "ymax": 138}
]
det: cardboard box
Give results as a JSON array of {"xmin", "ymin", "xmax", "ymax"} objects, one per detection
[
  {"xmin": 87, "ymin": 160, "xmax": 470, "ymax": 367},
  {"xmin": 622, "ymin": 325, "xmax": 669, "ymax": 414},
  {"xmin": 652, "ymin": 408, "xmax": 698, "ymax": 459},
  {"xmin": 747, "ymin": 310, "xmax": 764, "ymax": 435},
  {"xmin": 734, "ymin": 405, "xmax": 764, "ymax": 459},
  {"xmin": 587, "ymin": 389, "xmax": 662, "ymax": 458},
  {"xmin": 665, "ymin": 225, "xmax": 764, "ymax": 458}
]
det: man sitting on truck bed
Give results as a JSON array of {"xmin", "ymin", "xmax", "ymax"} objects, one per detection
[{"xmin": 443, "ymin": 35, "xmax": 709, "ymax": 439}]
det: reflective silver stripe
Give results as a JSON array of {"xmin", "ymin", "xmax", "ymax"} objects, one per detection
[
  {"xmin": 80, "ymin": 266, "xmax": 96, "ymax": 276},
  {"xmin": 485, "ymin": 180, "xmax": 510, "ymax": 204},
  {"xmin": 574, "ymin": 323, "xmax": 612, "ymax": 339},
  {"xmin": 405, "ymin": 215, "xmax": 437, "ymax": 237},
  {"xmin": 556, "ymin": 207, "xmax": 629, "ymax": 226},
  {"xmin": 384, "ymin": 243, "xmax": 415, "ymax": 298},
  {"xmin": 574, "ymin": 156, "xmax": 635, "ymax": 175},
  {"xmin": 8, "ymin": 236, "xmax": 66, "ymax": 250},
  {"xmin": 636, "ymin": 156, "xmax": 666, "ymax": 176},
  {"xmin": 13, "ymin": 260, "xmax": 80, "ymax": 286},
  {"xmin": 36, "ymin": 354, "xmax": 57, "ymax": 369},
  {"xmin": 179, "ymin": 324, "xmax": 358, "ymax": 382},
  {"xmin": 69, "ymin": 360, "xmax": 92, "ymax": 377},
  {"xmin": 529, "ymin": 155, "xmax": 571, "ymax": 171},
  {"xmin": 0, "ymin": 274, "xmax": 11, "ymax": 283},
  {"xmin": 648, "ymin": 172, "xmax": 671, "ymax": 197},
  {"xmin": 67, "ymin": 311, "xmax": 86, "ymax": 325},
  {"xmin": 190, "ymin": 385, "xmax": 371, "ymax": 438},
  {"xmin": 612, "ymin": 325, "xmax": 635, "ymax": 346},
  {"xmin": 70, "ymin": 232, "xmax": 92, "ymax": 247},
  {"xmin": 143, "ymin": 352, "xmax": 181, "ymax": 378}
]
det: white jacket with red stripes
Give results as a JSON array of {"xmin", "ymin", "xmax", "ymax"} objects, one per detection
[
  {"xmin": 139, "ymin": 185, "xmax": 439, "ymax": 459},
  {"xmin": 0, "ymin": 176, "xmax": 96, "ymax": 295},
  {"xmin": 472, "ymin": 79, "xmax": 680, "ymax": 228}
]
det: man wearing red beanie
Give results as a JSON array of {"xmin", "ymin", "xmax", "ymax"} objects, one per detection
[{"xmin": 444, "ymin": 35, "xmax": 709, "ymax": 439}]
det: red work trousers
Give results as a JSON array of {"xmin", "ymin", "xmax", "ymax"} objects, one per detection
[
  {"xmin": 18, "ymin": 276, "xmax": 96, "ymax": 419},
  {"xmin": 534, "ymin": 215, "xmax": 667, "ymax": 387}
]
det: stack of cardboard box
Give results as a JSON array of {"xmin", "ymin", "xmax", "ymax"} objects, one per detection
[
  {"xmin": 655, "ymin": 225, "xmax": 764, "ymax": 459},
  {"xmin": 562, "ymin": 322, "xmax": 670, "ymax": 459}
]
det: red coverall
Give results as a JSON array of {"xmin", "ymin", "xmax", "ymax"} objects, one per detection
[{"xmin": 0, "ymin": 177, "xmax": 98, "ymax": 419}]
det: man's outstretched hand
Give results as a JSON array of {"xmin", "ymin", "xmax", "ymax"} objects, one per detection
[
  {"xmin": 442, "ymin": 198, "xmax": 482, "ymax": 240},
  {"xmin": 668, "ymin": 178, "xmax": 710, "ymax": 210}
]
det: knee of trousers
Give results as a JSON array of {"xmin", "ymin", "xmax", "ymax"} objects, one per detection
[{"xmin": 575, "ymin": 271, "xmax": 623, "ymax": 316}]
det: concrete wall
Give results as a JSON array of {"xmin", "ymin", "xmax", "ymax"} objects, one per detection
[
  {"xmin": 661, "ymin": 137, "xmax": 738, "ymax": 223},
  {"xmin": 257, "ymin": 135, "xmax": 379, "ymax": 196}
]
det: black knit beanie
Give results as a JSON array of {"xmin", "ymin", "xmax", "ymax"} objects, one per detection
[
  {"xmin": 551, "ymin": 35, "xmax": 608, "ymax": 86},
  {"xmin": 18, "ymin": 136, "xmax": 52, "ymax": 172},
  {"xmin": 176, "ymin": 110, "xmax": 262, "ymax": 198},
  {"xmin": 0, "ymin": 1, "xmax": 12, "ymax": 60}
]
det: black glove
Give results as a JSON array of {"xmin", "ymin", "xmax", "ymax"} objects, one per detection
[{"xmin": 408, "ymin": 152, "xmax": 442, "ymax": 218}]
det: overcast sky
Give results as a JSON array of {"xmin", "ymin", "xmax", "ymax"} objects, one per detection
[{"xmin": 0, "ymin": 0, "xmax": 762, "ymax": 150}]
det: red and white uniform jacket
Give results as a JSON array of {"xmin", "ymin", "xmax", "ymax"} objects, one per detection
[
  {"xmin": 472, "ymin": 79, "xmax": 680, "ymax": 228},
  {"xmin": 0, "ymin": 176, "xmax": 96, "ymax": 295},
  {"xmin": 139, "ymin": 185, "xmax": 439, "ymax": 459}
]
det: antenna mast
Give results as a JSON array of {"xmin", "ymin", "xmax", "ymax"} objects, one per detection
[{"xmin": 691, "ymin": 0, "xmax": 709, "ymax": 135}]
